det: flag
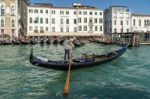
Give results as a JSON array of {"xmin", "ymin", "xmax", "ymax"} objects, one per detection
[{"xmin": 34, "ymin": 16, "xmax": 39, "ymax": 23}]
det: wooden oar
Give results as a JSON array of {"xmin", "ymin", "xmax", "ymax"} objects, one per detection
[{"xmin": 63, "ymin": 59, "xmax": 72, "ymax": 97}]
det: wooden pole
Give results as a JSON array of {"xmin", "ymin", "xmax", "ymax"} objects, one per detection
[{"xmin": 63, "ymin": 60, "xmax": 72, "ymax": 97}]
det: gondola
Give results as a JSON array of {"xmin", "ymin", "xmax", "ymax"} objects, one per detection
[
  {"xmin": 30, "ymin": 44, "xmax": 127, "ymax": 71},
  {"xmin": 12, "ymin": 40, "xmax": 20, "ymax": 45},
  {"xmin": 97, "ymin": 41, "xmax": 116, "ymax": 45},
  {"xmin": 40, "ymin": 39, "xmax": 45, "ymax": 45},
  {"xmin": 1, "ymin": 41, "xmax": 12, "ymax": 45},
  {"xmin": 46, "ymin": 39, "xmax": 51, "ymax": 44},
  {"xmin": 30, "ymin": 40, "xmax": 37, "ymax": 45},
  {"xmin": 59, "ymin": 39, "xmax": 64, "ymax": 45},
  {"xmin": 53, "ymin": 39, "xmax": 58, "ymax": 44},
  {"xmin": 74, "ymin": 41, "xmax": 85, "ymax": 47},
  {"xmin": 20, "ymin": 40, "xmax": 30, "ymax": 45}
]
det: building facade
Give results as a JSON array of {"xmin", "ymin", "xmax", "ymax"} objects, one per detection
[
  {"xmin": 104, "ymin": 6, "xmax": 131, "ymax": 34},
  {"xmin": 27, "ymin": 3, "xmax": 104, "ymax": 37},
  {"xmin": 0, "ymin": 0, "xmax": 30, "ymax": 39},
  {"xmin": 131, "ymin": 14, "xmax": 150, "ymax": 32},
  {"xmin": 0, "ymin": 0, "xmax": 18, "ymax": 38}
]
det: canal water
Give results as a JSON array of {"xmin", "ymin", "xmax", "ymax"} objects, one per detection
[{"xmin": 0, "ymin": 43, "xmax": 150, "ymax": 99}]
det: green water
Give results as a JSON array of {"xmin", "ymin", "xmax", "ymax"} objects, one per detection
[{"xmin": 0, "ymin": 43, "xmax": 150, "ymax": 99}]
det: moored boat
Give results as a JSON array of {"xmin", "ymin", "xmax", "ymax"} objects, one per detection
[
  {"xmin": 30, "ymin": 40, "xmax": 37, "ymax": 45},
  {"xmin": 1, "ymin": 40, "xmax": 12, "ymax": 45},
  {"xmin": 20, "ymin": 40, "xmax": 30, "ymax": 45},
  {"xmin": 46, "ymin": 39, "xmax": 51, "ymax": 44},
  {"xmin": 74, "ymin": 41, "xmax": 85, "ymax": 47},
  {"xmin": 30, "ymin": 44, "xmax": 127, "ymax": 71},
  {"xmin": 12, "ymin": 40, "xmax": 20, "ymax": 45}
]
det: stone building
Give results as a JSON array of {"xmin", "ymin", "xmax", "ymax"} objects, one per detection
[{"xmin": 0, "ymin": 0, "xmax": 30, "ymax": 39}]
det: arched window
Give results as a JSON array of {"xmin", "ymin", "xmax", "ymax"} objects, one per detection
[
  {"xmin": 1, "ymin": 19, "xmax": 4, "ymax": 27},
  {"xmin": 11, "ymin": 6, "xmax": 15, "ymax": 16},
  {"xmin": 1, "ymin": 5, "xmax": 5, "ymax": 15},
  {"xmin": 12, "ymin": 19, "xmax": 15, "ymax": 27}
]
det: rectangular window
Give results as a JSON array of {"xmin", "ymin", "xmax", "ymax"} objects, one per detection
[
  {"xmin": 114, "ymin": 20, "xmax": 116, "ymax": 25},
  {"xmin": 46, "ymin": 10, "xmax": 48, "ymax": 14},
  {"xmin": 127, "ymin": 29, "xmax": 129, "ymax": 32},
  {"xmin": 40, "ymin": 18, "xmax": 43, "ymax": 24},
  {"xmin": 46, "ymin": 27, "xmax": 48, "ymax": 31},
  {"xmin": 29, "ymin": 26, "xmax": 32, "ymax": 31},
  {"xmin": 78, "ymin": 18, "xmax": 82, "ymax": 23},
  {"xmin": 100, "ymin": 26, "xmax": 103, "ymax": 31},
  {"xmin": 46, "ymin": 18, "xmax": 48, "ymax": 24},
  {"xmin": 66, "ymin": 27, "xmax": 69, "ymax": 32},
  {"xmin": 144, "ymin": 20, "xmax": 147, "ymax": 26},
  {"xmin": 133, "ymin": 19, "xmax": 136, "ymax": 26},
  {"xmin": 139, "ymin": 20, "xmax": 141, "ymax": 26},
  {"xmin": 60, "ymin": 11, "xmax": 64, "ymax": 15},
  {"xmin": 1, "ymin": 9, "xmax": 4, "ymax": 15},
  {"xmin": 40, "ymin": 27, "xmax": 44, "ymax": 33},
  {"xmin": 29, "ymin": 9, "xmax": 33, "ymax": 13},
  {"xmin": 100, "ymin": 12, "xmax": 102, "ymax": 15},
  {"xmin": 79, "ymin": 11, "xmax": 82, "ymax": 15},
  {"xmin": 84, "ymin": 18, "xmax": 87, "ymax": 23},
  {"xmin": 30, "ymin": 17, "xmax": 32, "ymax": 23},
  {"xmin": 12, "ymin": 29, "xmax": 15, "ymax": 34},
  {"xmin": 60, "ymin": 27, "xmax": 63, "ymax": 32},
  {"xmin": 1, "ymin": 19, "xmax": 4, "ymax": 27},
  {"xmin": 60, "ymin": 19, "xmax": 63, "ymax": 24},
  {"xmin": 74, "ymin": 11, "xmax": 76, "ymax": 15},
  {"xmin": 95, "ymin": 26, "xmax": 97, "ymax": 31},
  {"xmin": 126, "ymin": 20, "xmax": 129, "ymax": 25},
  {"xmin": 114, "ymin": 28, "xmax": 117, "ymax": 33},
  {"xmin": 94, "ymin": 18, "xmax": 97, "ymax": 23},
  {"xmin": 99, "ymin": 18, "xmax": 103, "ymax": 23},
  {"xmin": 66, "ymin": 11, "xmax": 69, "ymax": 15},
  {"xmin": 51, "ymin": 10, "xmax": 55, "ymax": 14},
  {"xmin": 34, "ymin": 26, "xmax": 38, "ymax": 33},
  {"xmin": 66, "ymin": 19, "xmax": 69, "ymax": 24},
  {"xmin": 34, "ymin": 9, "xmax": 38, "ymax": 13},
  {"xmin": 90, "ymin": 12, "xmax": 93, "ymax": 15},
  {"xmin": 89, "ymin": 18, "xmax": 93, "ymax": 23},
  {"xmin": 84, "ymin": 26, "xmax": 87, "ymax": 31},
  {"xmin": 52, "ymin": 18, "xmax": 55, "ymax": 24},
  {"xmin": 79, "ymin": 26, "xmax": 82, "ymax": 31},
  {"xmin": 83, "ymin": 11, "xmax": 87, "ymax": 15},
  {"xmin": 52, "ymin": 27, "xmax": 55, "ymax": 32},
  {"xmin": 120, "ymin": 21, "xmax": 123, "ymax": 25},
  {"xmin": 74, "ymin": 27, "xmax": 77, "ymax": 32},
  {"xmin": 40, "ymin": 10, "xmax": 43, "ymax": 13},
  {"xmin": 1, "ymin": 29, "xmax": 4, "ymax": 34},
  {"xmin": 95, "ymin": 12, "xmax": 97, "ymax": 15},
  {"xmin": 74, "ymin": 19, "xmax": 77, "ymax": 24}
]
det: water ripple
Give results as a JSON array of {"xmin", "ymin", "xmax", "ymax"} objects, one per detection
[{"xmin": 0, "ymin": 44, "xmax": 150, "ymax": 99}]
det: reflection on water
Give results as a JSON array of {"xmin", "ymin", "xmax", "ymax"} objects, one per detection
[{"xmin": 0, "ymin": 43, "xmax": 150, "ymax": 99}]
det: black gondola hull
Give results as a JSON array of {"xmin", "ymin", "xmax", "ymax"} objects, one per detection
[{"xmin": 30, "ymin": 44, "xmax": 127, "ymax": 71}]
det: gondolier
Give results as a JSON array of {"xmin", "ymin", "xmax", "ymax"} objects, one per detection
[{"xmin": 63, "ymin": 37, "xmax": 74, "ymax": 62}]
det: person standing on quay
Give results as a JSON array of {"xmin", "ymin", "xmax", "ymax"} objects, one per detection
[{"xmin": 63, "ymin": 37, "xmax": 74, "ymax": 62}]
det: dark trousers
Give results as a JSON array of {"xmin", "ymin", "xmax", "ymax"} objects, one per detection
[{"xmin": 64, "ymin": 49, "xmax": 71, "ymax": 61}]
